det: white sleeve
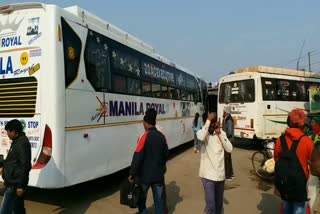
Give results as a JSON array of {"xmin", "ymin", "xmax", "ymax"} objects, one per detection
[
  {"xmin": 218, "ymin": 131, "xmax": 233, "ymax": 153},
  {"xmin": 197, "ymin": 120, "xmax": 210, "ymax": 141}
]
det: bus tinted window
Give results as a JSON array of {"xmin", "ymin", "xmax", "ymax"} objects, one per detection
[
  {"xmin": 143, "ymin": 81, "xmax": 152, "ymax": 96},
  {"xmin": 61, "ymin": 18, "xmax": 82, "ymax": 88},
  {"xmin": 111, "ymin": 49, "xmax": 140, "ymax": 78},
  {"xmin": 112, "ymin": 75, "xmax": 126, "ymax": 93},
  {"xmin": 277, "ymin": 80, "xmax": 290, "ymax": 100},
  {"xmin": 219, "ymin": 80, "xmax": 255, "ymax": 103},
  {"xmin": 84, "ymin": 30, "xmax": 110, "ymax": 91},
  {"xmin": 127, "ymin": 78, "xmax": 141, "ymax": 95},
  {"xmin": 152, "ymin": 83, "xmax": 161, "ymax": 97}
]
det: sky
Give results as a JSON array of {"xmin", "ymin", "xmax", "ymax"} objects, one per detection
[{"xmin": 2, "ymin": 0, "xmax": 320, "ymax": 82}]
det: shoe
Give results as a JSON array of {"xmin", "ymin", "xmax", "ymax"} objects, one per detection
[
  {"xmin": 196, "ymin": 150, "xmax": 200, "ymax": 153},
  {"xmin": 226, "ymin": 178, "xmax": 232, "ymax": 182},
  {"xmin": 194, "ymin": 148, "xmax": 197, "ymax": 153}
]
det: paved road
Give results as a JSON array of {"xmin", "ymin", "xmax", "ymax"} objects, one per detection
[{"xmin": 0, "ymin": 141, "xmax": 281, "ymax": 214}]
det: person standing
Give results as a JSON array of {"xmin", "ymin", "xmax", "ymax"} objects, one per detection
[
  {"xmin": 222, "ymin": 106, "xmax": 235, "ymax": 180},
  {"xmin": 129, "ymin": 108, "xmax": 168, "ymax": 214},
  {"xmin": 192, "ymin": 112, "xmax": 203, "ymax": 153},
  {"xmin": 197, "ymin": 112, "xmax": 233, "ymax": 214},
  {"xmin": 274, "ymin": 109, "xmax": 314, "ymax": 214},
  {"xmin": 0, "ymin": 119, "xmax": 31, "ymax": 214}
]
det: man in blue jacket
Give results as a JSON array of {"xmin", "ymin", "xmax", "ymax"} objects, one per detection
[
  {"xmin": 129, "ymin": 108, "xmax": 168, "ymax": 214},
  {"xmin": 0, "ymin": 119, "xmax": 31, "ymax": 214}
]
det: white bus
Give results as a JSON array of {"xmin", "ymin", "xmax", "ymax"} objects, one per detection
[
  {"xmin": 0, "ymin": 3, "xmax": 207, "ymax": 188},
  {"xmin": 217, "ymin": 66, "xmax": 320, "ymax": 141}
]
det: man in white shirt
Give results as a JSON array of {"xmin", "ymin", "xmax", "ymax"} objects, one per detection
[{"xmin": 197, "ymin": 112, "xmax": 233, "ymax": 214}]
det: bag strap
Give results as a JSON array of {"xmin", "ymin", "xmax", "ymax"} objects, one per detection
[
  {"xmin": 280, "ymin": 134, "xmax": 304, "ymax": 153},
  {"xmin": 280, "ymin": 135, "xmax": 289, "ymax": 152},
  {"xmin": 290, "ymin": 135, "xmax": 305, "ymax": 153}
]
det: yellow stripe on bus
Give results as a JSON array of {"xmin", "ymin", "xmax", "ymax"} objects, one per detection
[
  {"xmin": 0, "ymin": 95, "xmax": 36, "ymax": 99},
  {"xmin": 0, "ymin": 81, "xmax": 37, "ymax": 87},
  {"xmin": 0, "ymin": 99, "xmax": 36, "ymax": 103},
  {"xmin": 0, "ymin": 91, "xmax": 36, "ymax": 95},
  {"xmin": 262, "ymin": 114, "xmax": 288, "ymax": 117},
  {"xmin": 0, "ymin": 86, "xmax": 37, "ymax": 91},
  {"xmin": 0, "ymin": 47, "xmax": 40, "ymax": 54},
  {"xmin": 0, "ymin": 104, "xmax": 35, "ymax": 107},
  {"xmin": 65, "ymin": 116, "xmax": 194, "ymax": 131}
]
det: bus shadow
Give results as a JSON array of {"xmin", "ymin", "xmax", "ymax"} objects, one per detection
[{"xmin": 4, "ymin": 141, "xmax": 193, "ymax": 213}]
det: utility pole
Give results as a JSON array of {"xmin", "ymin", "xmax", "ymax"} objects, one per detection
[
  {"xmin": 308, "ymin": 51, "xmax": 312, "ymax": 72},
  {"xmin": 296, "ymin": 39, "xmax": 306, "ymax": 70}
]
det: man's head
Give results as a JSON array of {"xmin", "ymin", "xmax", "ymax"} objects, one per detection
[
  {"xmin": 287, "ymin": 109, "xmax": 306, "ymax": 129},
  {"xmin": 143, "ymin": 108, "xmax": 157, "ymax": 130},
  {"xmin": 5, "ymin": 119, "xmax": 23, "ymax": 140},
  {"xmin": 223, "ymin": 106, "xmax": 231, "ymax": 117}
]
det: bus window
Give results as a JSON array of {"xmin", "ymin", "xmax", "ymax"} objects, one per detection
[
  {"xmin": 84, "ymin": 30, "xmax": 110, "ymax": 91},
  {"xmin": 61, "ymin": 18, "xmax": 82, "ymax": 88},
  {"xmin": 161, "ymin": 86, "xmax": 169, "ymax": 99},
  {"xmin": 181, "ymin": 90, "xmax": 188, "ymax": 100},
  {"xmin": 127, "ymin": 78, "xmax": 141, "ymax": 95},
  {"xmin": 276, "ymin": 80, "xmax": 290, "ymax": 101},
  {"xmin": 291, "ymin": 82, "xmax": 306, "ymax": 101},
  {"xmin": 262, "ymin": 78, "xmax": 276, "ymax": 100},
  {"xmin": 112, "ymin": 75, "xmax": 126, "ymax": 93},
  {"xmin": 152, "ymin": 83, "xmax": 161, "ymax": 98},
  {"xmin": 219, "ymin": 80, "xmax": 254, "ymax": 103},
  {"xmin": 143, "ymin": 81, "xmax": 152, "ymax": 97}
]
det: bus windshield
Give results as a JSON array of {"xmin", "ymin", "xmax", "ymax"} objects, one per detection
[{"xmin": 219, "ymin": 79, "xmax": 255, "ymax": 103}]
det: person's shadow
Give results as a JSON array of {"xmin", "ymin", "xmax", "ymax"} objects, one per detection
[
  {"xmin": 257, "ymin": 192, "xmax": 281, "ymax": 214},
  {"xmin": 144, "ymin": 181, "xmax": 183, "ymax": 214}
]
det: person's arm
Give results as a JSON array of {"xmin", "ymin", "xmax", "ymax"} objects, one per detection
[
  {"xmin": 217, "ymin": 131, "xmax": 233, "ymax": 153},
  {"xmin": 129, "ymin": 131, "xmax": 149, "ymax": 180},
  {"xmin": 16, "ymin": 140, "xmax": 31, "ymax": 194},
  {"xmin": 197, "ymin": 120, "xmax": 210, "ymax": 142},
  {"xmin": 274, "ymin": 138, "xmax": 281, "ymax": 162}
]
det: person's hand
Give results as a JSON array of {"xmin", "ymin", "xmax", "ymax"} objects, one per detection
[
  {"xmin": 128, "ymin": 175, "xmax": 134, "ymax": 184},
  {"xmin": 215, "ymin": 122, "xmax": 221, "ymax": 135},
  {"xmin": 0, "ymin": 167, "xmax": 3, "ymax": 175},
  {"xmin": 16, "ymin": 188, "xmax": 25, "ymax": 197},
  {"xmin": 207, "ymin": 112, "xmax": 215, "ymax": 121}
]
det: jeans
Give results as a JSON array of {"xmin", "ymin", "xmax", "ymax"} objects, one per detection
[
  {"xmin": 138, "ymin": 182, "xmax": 164, "ymax": 214},
  {"xmin": 0, "ymin": 187, "xmax": 25, "ymax": 214},
  {"xmin": 201, "ymin": 178, "xmax": 224, "ymax": 214},
  {"xmin": 281, "ymin": 200, "xmax": 308, "ymax": 214},
  {"xmin": 194, "ymin": 131, "xmax": 199, "ymax": 150}
]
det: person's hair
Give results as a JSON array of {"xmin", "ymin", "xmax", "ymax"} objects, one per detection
[
  {"xmin": 202, "ymin": 112, "xmax": 207, "ymax": 124},
  {"xmin": 143, "ymin": 108, "xmax": 157, "ymax": 126},
  {"xmin": 5, "ymin": 119, "xmax": 23, "ymax": 133},
  {"xmin": 194, "ymin": 112, "xmax": 199, "ymax": 127}
]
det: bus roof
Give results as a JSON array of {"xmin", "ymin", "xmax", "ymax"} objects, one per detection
[{"xmin": 236, "ymin": 66, "xmax": 320, "ymax": 78}]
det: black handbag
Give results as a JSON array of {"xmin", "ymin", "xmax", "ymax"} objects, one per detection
[{"xmin": 120, "ymin": 179, "xmax": 142, "ymax": 208}]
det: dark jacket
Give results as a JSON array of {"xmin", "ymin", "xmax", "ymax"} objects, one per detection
[
  {"xmin": 1, "ymin": 133, "xmax": 31, "ymax": 189},
  {"xmin": 222, "ymin": 115, "xmax": 234, "ymax": 142},
  {"xmin": 130, "ymin": 127, "xmax": 168, "ymax": 184}
]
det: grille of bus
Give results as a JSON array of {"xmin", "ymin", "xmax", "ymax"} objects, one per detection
[{"xmin": 0, "ymin": 77, "xmax": 37, "ymax": 118}]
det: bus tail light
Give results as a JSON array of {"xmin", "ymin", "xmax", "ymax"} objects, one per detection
[
  {"xmin": 32, "ymin": 125, "xmax": 52, "ymax": 169},
  {"xmin": 250, "ymin": 119, "xmax": 254, "ymax": 129}
]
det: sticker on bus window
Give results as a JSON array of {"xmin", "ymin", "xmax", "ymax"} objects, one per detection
[{"xmin": 27, "ymin": 17, "xmax": 39, "ymax": 36}]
